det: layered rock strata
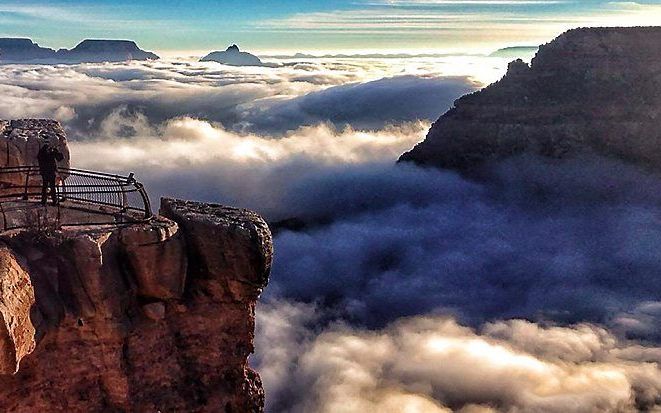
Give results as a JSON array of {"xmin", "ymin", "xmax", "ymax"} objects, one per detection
[
  {"xmin": 400, "ymin": 27, "xmax": 661, "ymax": 171},
  {"xmin": 0, "ymin": 198, "xmax": 272, "ymax": 412}
]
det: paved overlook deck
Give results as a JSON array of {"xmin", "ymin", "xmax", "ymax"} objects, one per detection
[{"xmin": 0, "ymin": 166, "xmax": 152, "ymax": 231}]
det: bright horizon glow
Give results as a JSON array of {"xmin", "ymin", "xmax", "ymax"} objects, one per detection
[{"xmin": 0, "ymin": 1, "xmax": 659, "ymax": 54}]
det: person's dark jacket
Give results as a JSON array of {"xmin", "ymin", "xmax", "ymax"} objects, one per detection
[{"xmin": 37, "ymin": 145, "xmax": 64, "ymax": 177}]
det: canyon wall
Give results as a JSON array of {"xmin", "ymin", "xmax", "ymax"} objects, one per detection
[
  {"xmin": 400, "ymin": 27, "xmax": 661, "ymax": 171},
  {"xmin": 0, "ymin": 197, "xmax": 272, "ymax": 412}
]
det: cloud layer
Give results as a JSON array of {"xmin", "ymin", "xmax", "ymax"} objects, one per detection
[
  {"xmin": 255, "ymin": 302, "xmax": 661, "ymax": 413},
  {"xmin": 1, "ymin": 57, "xmax": 660, "ymax": 412},
  {"xmin": 0, "ymin": 58, "xmax": 482, "ymax": 138},
  {"xmin": 266, "ymin": 155, "xmax": 661, "ymax": 338}
]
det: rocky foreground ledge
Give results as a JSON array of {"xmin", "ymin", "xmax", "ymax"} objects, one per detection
[{"xmin": 0, "ymin": 198, "xmax": 272, "ymax": 412}]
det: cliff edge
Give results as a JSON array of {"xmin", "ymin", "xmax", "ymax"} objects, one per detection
[
  {"xmin": 399, "ymin": 27, "xmax": 661, "ymax": 171},
  {"xmin": 0, "ymin": 120, "xmax": 272, "ymax": 413}
]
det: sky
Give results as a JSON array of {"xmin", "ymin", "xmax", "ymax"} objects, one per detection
[{"xmin": 1, "ymin": 0, "xmax": 661, "ymax": 53}]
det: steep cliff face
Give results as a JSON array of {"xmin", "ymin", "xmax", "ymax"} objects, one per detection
[
  {"xmin": 399, "ymin": 27, "xmax": 661, "ymax": 171},
  {"xmin": 0, "ymin": 198, "xmax": 272, "ymax": 412}
]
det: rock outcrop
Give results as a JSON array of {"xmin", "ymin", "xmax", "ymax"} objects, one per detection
[
  {"xmin": 0, "ymin": 119, "xmax": 70, "ymax": 188},
  {"xmin": 400, "ymin": 27, "xmax": 661, "ymax": 171},
  {"xmin": 0, "ymin": 38, "xmax": 159, "ymax": 64},
  {"xmin": 0, "ymin": 119, "xmax": 70, "ymax": 168},
  {"xmin": 0, "ymin": 198, "xmax": 272, "ymax": 412},
  {"xmin": 201, "ymin": 45, "xmax": 265, "ymax": 67}
]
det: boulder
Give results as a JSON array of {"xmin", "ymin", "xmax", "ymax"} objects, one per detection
[{"xmin": 160, "ymin": 198, "xmax": 272, "ymax": 301}]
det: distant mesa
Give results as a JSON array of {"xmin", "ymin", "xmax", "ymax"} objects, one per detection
[
  {"xmin": 200, "ymin": 44, "xmax": 266, "ymax": 67},
  {"xmin": 0, "ymin": 38, "xmax": 159, "ymax": 64},
  {"xmin": 0, "ymin": 38, "xmax": 56, "ymax": 61},
  {"xmin": 60, "ymin": 39, "xmax": 159, "ymax": 63},
  {"xmin": 489, "ymin": 46, "xmax": 539, "ymax": 59}
]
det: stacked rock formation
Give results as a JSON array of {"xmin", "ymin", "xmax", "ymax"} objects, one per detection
[{"xmin": 399, "ymin": 27, "xmax": 661, "ymax": 171}]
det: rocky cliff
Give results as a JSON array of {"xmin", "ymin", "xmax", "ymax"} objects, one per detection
[
  {"xmin": 399, "ymin": 27, "xmax": 661, "ymax": 171},
  {"xmin": 0, "ymin": 119, "xmax": 70, "ymax": 168},
  {"xmin": 0, "ymin": 119, "xmax": 70, "ymax": 189},
  {"xmin": 0, "ymin": 38, "xmax": 159, "ymax": 64},
  {"xmin": 0, "ymin": 198, "xmax": 272, "ymax": 412}
]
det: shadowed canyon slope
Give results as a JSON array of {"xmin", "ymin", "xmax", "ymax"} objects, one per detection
[
  {"xmin": 400, "ymin": 27, "xmax": 661, "ymax": 171},
  {"xmin": 0, "ymin": 120, "xmax": 271, "ymax": 412}
]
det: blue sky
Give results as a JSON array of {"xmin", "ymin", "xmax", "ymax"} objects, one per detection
[{"xmin": 0, "ymin": 1, "xmax": 660, "ymax": 53}]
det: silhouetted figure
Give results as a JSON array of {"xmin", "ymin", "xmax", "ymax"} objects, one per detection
[{"xmin": 37, "ymin": 144, "xmax": 64, "ymax": 206}]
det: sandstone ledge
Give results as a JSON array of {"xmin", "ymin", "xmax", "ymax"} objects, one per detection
[{"xmin": 0, "ymin": 198, "xmax": 272, "ymax": 412}]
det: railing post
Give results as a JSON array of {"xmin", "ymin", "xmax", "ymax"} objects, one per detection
[
  {"xmin": 23, "ymin": 168, "xmax": 30, "ymax": 200},
  {"xmin": 135, "ymin": 182, "xmax": 152, "ymax": 219},
  {"xmin": 0, "ymin": 166, "xmax": 154, "ymax": 226}
]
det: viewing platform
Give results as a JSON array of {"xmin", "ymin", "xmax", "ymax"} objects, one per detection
[{"xmin": 0, "ymin": 166, "xmax": 152, "ymax": 231}]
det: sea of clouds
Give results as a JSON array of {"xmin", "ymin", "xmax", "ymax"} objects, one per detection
[{"xmin": 0, "ymin": 55, "xmax": 658, "ymax": 412}]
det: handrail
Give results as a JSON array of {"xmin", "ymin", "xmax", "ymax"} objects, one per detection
[{"xmin": 0, "ymin": 166, "xmax": 153, "ymax": 228}]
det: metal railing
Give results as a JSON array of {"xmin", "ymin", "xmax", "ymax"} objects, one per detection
[{"xmin": 0, "ymin": 166, "xmax": 152, "ymax": 229}]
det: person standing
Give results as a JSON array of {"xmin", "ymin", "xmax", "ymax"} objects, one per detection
[{"xmin": 37, "ymin": 144, "xmax": 64, "ymax": 206}]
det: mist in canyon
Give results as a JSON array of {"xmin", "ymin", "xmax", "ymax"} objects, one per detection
[{"xmin": 0, "ymin": 47, "xmax": 659, "ymax": 412}]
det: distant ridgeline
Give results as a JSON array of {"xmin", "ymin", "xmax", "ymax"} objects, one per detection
[
  {"xmin": 0, "ymin": 38, "xmax": 159, "ymax": 63},
  {"xmin": 400, "ymin": 27, "xmax": 661, "ymax": 172}
]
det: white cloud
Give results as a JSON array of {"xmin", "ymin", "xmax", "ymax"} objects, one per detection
[
  {"xmin": 255, "ymin": 303, "xmax": 661, "ymax": 412},
  {"xmin": 0, "ymin": 58, "xmax": 485, "ymax": 137}
]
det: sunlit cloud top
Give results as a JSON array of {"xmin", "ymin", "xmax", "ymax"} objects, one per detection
[{"xmin": 0, "ymin": 0, "xmax": 659, "ymax": 53}]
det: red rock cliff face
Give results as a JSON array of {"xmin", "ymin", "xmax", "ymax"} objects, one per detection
[
  {"xmin": 0, "ymin": 198, "xmax": 272, "ymax": 412},
  {"xmin": 399, "ymin": 27, "xmax": 661, "ymax": 170}
]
